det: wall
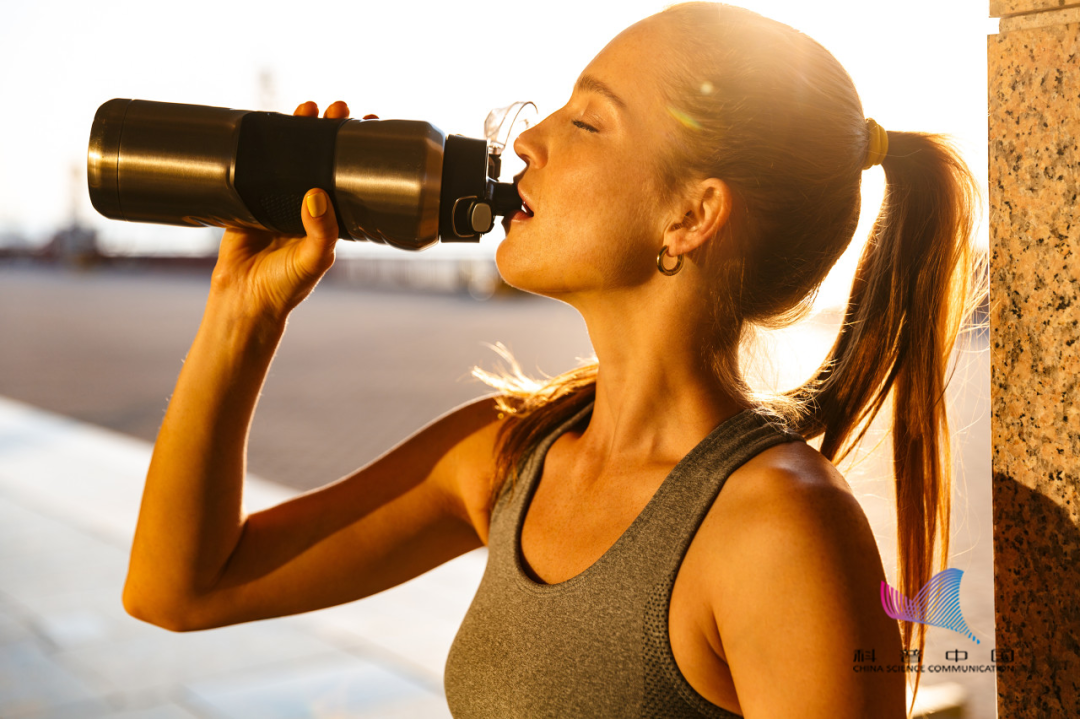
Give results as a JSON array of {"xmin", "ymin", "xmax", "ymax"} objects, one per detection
[{"xmin": 988, "ymin": 1, "xmax": 1080, "ymax": 716}]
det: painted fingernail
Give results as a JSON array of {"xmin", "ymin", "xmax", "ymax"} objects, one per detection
[{"xmin": 305, "ymin": 192, "xmax": 327, "ymax": 218}]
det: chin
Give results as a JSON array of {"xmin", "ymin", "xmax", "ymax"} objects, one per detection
[
  {"xmin": 494, "ymin": 237, "xmax": 567, "ymax": 299},
  {"xmin": 494, "ymin": 238, "xmax": 536, "ymax": 294}
]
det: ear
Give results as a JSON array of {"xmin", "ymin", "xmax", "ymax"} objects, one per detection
[{"xmin": 662, "ymin": 178, "xmax": 733, "ymax": 257}]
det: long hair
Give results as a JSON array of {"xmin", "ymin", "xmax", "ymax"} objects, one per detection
[{"xmin": 475, "ymin": 4, "xmax": 986, "ymax": 714}]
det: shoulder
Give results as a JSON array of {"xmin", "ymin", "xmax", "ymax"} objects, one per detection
[
  {"xmin": 715, "ymin": 442, "xmax": 885, "ymax": 601},
  {"xmin": 701, "ymin": 442, "xmax": 875, "ymax": 602},
  {"xmin": 717, "ymin": 439, "xmax": 860, "ymax": 538},
  {"xmin": 417, "ymin": 394, "xmax": 511, "ymax": 546},
  {"xmin": 695, "ymin": 441, "xmax": 906, "ymax": 716}
]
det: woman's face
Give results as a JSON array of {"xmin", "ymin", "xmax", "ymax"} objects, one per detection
[{"xmin": 496, "ymin": 18, "xmax": 684, "ymax": 300}]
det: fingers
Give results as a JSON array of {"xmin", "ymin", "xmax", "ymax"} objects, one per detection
[
  {"xmin": 294, "ymin": 100, "xmax": 376, "ymax": 121},
  {"xmin": 323, "ymin": 101, "xmax": 350, "ymax": 119},
  {"xmin": 294, "ymin": 101, "xmax": 318, "ymax": 117},
  {"xmin": 299, "ymin": 189, "xmax": 338, "ymax": 273}
]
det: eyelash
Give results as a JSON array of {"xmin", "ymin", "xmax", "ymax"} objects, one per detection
[{"xmin": 572, "ymin": 119, "xmax": 598, "ymax": 134}]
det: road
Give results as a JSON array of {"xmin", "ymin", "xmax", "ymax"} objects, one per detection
[{"xmin": 0, "ymin": 264, "xmax": 595, "ymax": 491}]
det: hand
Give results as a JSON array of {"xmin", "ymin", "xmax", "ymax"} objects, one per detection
[{"xmin": 209, "ymin": 101, "xmax": 379, "ymax": 321}]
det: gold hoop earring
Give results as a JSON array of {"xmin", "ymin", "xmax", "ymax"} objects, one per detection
[{"xmin": 657, "ymin": 245, "xmax": 684, "ymax": 276}]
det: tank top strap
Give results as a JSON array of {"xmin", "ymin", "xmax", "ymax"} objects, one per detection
[
  {"xmin": 639, "ymin": 410, "xmax": 805, "ymax": 717},
  {"xmin": 642, "ymin": 407, "xmax": 806, "ymax": 569},
  {"xmin": 490, "ymin": 401, "xmax": 595, "ymax": 514}
]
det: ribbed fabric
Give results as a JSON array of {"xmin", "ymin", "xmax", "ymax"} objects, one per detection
[{"xmin": 444, "ymin": 401, "xmax": 806, "ymax": 718}]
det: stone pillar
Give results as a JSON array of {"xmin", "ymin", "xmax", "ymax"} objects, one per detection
[{"xmin": 989, "ymin": 2, "xmax": 1080, "ymax": 717}]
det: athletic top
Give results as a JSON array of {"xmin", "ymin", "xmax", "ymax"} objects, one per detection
[{"xmin": 443, "ymin": 400, "xmax": 807, "ymax": 718}]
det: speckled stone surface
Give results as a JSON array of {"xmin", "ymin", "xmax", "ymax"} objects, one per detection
[
  {"xmin": 1001, "ymin": 6, "xmax": 1080, "ymax": 31},
  {"xmin": 990, "ymin": 0, "xmax": 1080, "ymax": 18},
  {"xmin": 989, "ymin": 15, "xmax": 1080, "ymax": 719}
]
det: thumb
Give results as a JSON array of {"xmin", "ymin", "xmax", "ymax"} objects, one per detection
[{"xmin": 299, "ymin": 188, "xmax": 338, "ymax": 272}]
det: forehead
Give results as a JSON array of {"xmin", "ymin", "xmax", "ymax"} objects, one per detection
[{"xmin": 577, "ymin": 20, "xmax": 676, "ymax": 115}]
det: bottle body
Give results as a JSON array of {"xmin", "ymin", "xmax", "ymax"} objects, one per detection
[
  {"xmin": 88, "ymin": 99, "xmax": 518, "ymax": 251},
  {"xmin": 88, "ymin": 99, "xmax": 262, "ymax": 233}
]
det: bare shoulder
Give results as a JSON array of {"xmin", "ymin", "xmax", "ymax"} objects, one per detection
[
  {"xmin": 701, "ymin": 440, "xmax": 864, "ymax": 552},
  {"xmin": 423, "ymin": 394, "xmax": 512, "ymax": 546},
  {"xmin": 717, "ymin": 438, "xmax": 886, "ymax": 573},
  {"xmin": 728, "ymin": 439, "xmax": 851, "ymax": 500},
  {"xmin": 695, "ymin": 440, "xmax": 906, "ymax": 717},
  {"xmin": 705, "ymin": 440, "xmax": 887, "ymax": 607}
]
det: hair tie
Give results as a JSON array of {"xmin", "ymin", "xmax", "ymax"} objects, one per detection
[{"xmin": 862, "ymin": 118, "xmax": 888, "ymax": 170}]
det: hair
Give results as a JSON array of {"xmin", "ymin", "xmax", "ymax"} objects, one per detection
[{"xmin": 473, "ymin": 3, "xmax": 987, "ymax": 714}]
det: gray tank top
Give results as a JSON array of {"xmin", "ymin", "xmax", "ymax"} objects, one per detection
[{"xmin": 444, "ymin": 400, "xmax": 806, "ymax": 718}]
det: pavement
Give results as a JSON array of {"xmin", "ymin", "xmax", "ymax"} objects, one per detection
[{"xmin": 0, "ymin": 265, "xmax": 996, "ymax": 718}]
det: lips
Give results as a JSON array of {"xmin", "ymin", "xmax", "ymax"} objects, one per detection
[
  {"xmin": 507, "ymin": 209, "xmax": 531, "ymax": 226},
  {"xmin": 517, "ymin": 187, "xmax": 535, "ymax": 217},
  {"xmin": 502, "ymin": 186, "xmax": 533, "ymax": 232}
]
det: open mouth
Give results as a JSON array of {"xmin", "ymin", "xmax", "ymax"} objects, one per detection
[
  {"xmin": 507, "ymin": 192, "xmax": 533, "ymax": 225},
  {"xmin": 517, "ymin": 187, "xmax": 535, "ymax": 218},
  {"xmin": 503, "ymin": 183, "xmax": 534, "ymax": 231}
]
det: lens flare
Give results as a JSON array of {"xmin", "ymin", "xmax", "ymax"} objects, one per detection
[{"xmin": 666, "ymin": 106, "xmax": 702, "ymax": 131}]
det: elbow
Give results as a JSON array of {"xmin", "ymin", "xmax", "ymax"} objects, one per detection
[{"xmin": 122, "ymin": 583, "xmax": 198, "ymax": 633}]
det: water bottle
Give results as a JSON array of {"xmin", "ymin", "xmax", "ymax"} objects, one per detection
[{"xmin": 86, "ymin": 98, "xmax": 528, "ymax": 251}]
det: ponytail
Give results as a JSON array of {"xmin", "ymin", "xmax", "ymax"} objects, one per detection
[{"xmin": 787, "ymin": 130, "xmax": 985, "ymax": 705}]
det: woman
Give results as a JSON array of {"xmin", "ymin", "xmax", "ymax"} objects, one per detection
[{"xmin": 122, "ymin": 3, "xmax": 983, "ymax": 717}]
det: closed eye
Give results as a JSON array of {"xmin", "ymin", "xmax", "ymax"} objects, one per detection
[{"xmin": 572, "ymin": 119, "xmax": 598, "ymax": 133}]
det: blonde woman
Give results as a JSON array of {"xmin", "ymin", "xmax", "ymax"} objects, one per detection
[{"xmin": 123, "ymin": 3, "xmax": 983, "ymax": 717}]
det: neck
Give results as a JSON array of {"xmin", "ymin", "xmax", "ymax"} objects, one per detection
[{"xmin": 557, "ymin": 274, "xmax": 750, "ymax": 480}]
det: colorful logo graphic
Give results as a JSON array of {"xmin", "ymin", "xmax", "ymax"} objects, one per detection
[{"xmin": 880, "ymin": 568, "xmax": 979, "ymax": 644}]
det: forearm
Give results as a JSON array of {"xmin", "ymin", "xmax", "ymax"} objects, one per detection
[{"xmin": 124, "ymin": 289, "xmax": 287, "ymax": 621}]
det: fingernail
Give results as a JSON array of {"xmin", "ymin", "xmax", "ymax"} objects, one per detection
[{"xmin": 305, "ymin": 192, "xmax": 327, "ymax": 218}]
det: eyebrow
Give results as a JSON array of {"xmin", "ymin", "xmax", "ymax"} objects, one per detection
[{"xmin": 574, "ymin": 74, "xmax": 628, "ymax": 113}]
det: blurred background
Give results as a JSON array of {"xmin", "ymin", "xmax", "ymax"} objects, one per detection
[{"xmin": 0, "ymin": 1, "xmax": 995, "ymax": 718}]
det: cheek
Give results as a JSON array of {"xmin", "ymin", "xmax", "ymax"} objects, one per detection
[
  {"xmin": 567, "ymin": 165, "xmax": 657, "ymax": 250},
  {"xmin": 592, "ymin": 178, "xmax": 666, "ymax": 276},
  {"xmin": 494, "ymin": 164, "xmax": 663, "ymax": 291}
]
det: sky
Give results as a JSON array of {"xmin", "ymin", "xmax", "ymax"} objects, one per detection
[{"xmin": 0, "ymin": 0, "xmax": 996, "ymax": 308}]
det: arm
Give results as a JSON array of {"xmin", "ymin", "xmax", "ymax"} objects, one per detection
[
  {"xmin": 121, "ymin": 283, "xmax": 286, "ymax": 628},
  {"xmin": 711, "ymin": 467, "xmax": 907, "ymax": 718},
  {"xmin": 126, "ymin": 385, "xmax": 501, "ymax": 632},
  {"xmin": 122, "ymin": 100, "xmax": 500, "ymax": 632}
]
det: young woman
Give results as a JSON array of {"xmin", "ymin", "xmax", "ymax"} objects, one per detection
[{"xmin": 122, "ymin": 3, "xmax": 983, "ymax": 717}]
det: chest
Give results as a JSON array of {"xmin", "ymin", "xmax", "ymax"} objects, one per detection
[{"xmin": 519, "ymin": 459, "xmax": 743, "ymax": 716}]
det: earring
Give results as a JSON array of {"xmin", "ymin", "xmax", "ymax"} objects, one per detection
[{"xmin": 657, "ymin": 245, "xmax": 684, "ymax": 276}]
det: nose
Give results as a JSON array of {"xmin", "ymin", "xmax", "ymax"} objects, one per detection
[{"xmin": 512, "ymin": 118, "xmax": 546, "ymax": 170}]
